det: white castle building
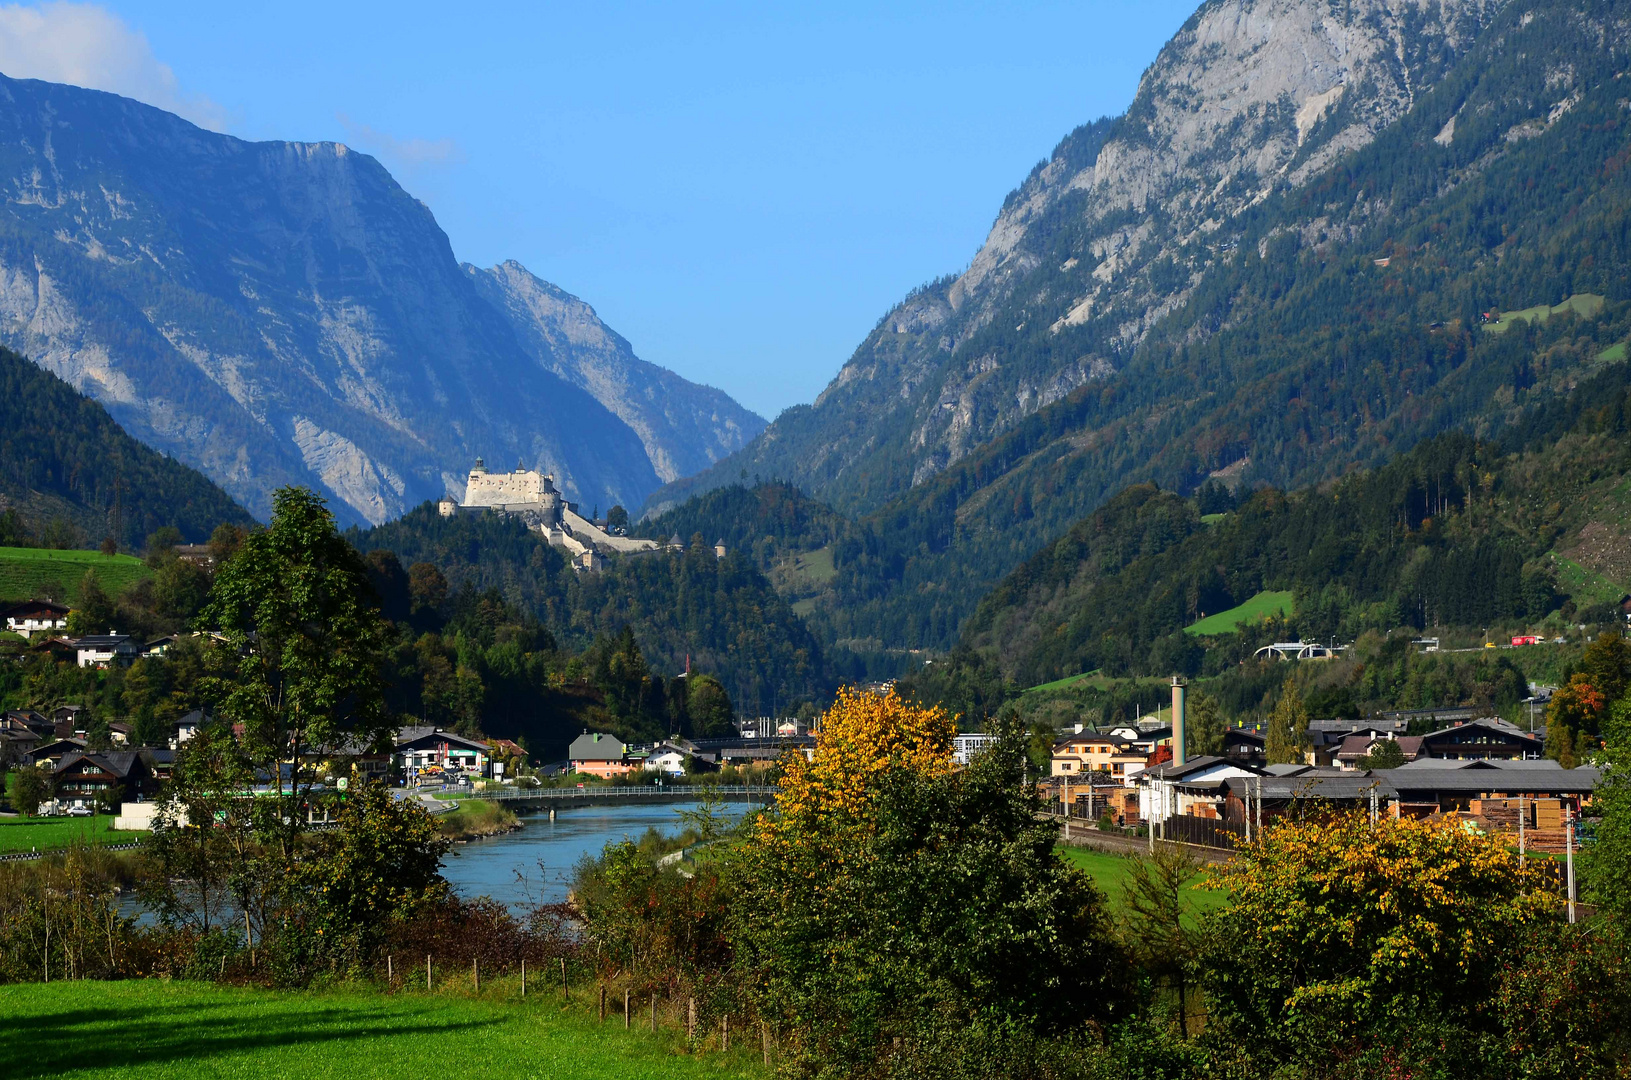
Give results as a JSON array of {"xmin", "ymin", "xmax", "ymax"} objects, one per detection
[{"xmin": 439, "ymin": 459, "xmax": 659, "ymax": 569}]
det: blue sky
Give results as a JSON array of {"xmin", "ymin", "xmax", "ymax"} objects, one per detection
[{"xmin": 0, "ymin": 1, "xmax": 1198, "ymax": 419}]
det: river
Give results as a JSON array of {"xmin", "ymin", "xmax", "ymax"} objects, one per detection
[{"xmin": 438, "ymin": 800, "xmax": 751, "ymax": 909}]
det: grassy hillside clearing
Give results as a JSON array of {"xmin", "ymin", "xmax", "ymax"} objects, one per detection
[
  {"xmin": 0, "ymin": 980, "xmax": 766, "ymax": 1080},
  {"xmin": 1184, "ymin": 591, "xmax": 1294, "ymax": 637},
  {"xmin": 0, "ymin": 546, "xmax": 151, "ymax": 604},
  {"xmin": 1484, "ymin": 293, "xmax": 1605, "ymax": 334},
  {"xmin": 1025, "ymin": 670, "xmax": 1101, "ymax": 694}
]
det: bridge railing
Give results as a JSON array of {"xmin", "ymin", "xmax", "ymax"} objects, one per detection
[{"xmin": 429, "ymin": 784, "xmax": 779, "ymax": 802}]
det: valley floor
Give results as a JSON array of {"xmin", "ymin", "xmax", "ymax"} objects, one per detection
[{"xmin": 0, "ymin": 981, "xmax": 764, "ymax": 1080}]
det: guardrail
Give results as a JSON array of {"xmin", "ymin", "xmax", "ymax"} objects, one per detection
[{"xmin": 0, "ymin": 840, "xmax": 143, "ymax": 863}]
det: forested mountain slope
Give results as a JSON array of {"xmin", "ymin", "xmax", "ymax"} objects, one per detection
[
  {"xmin": 0, "ymin": 344, "xmax": 252, "ymax": 547},
  {"xmin": 0, "ymin": 74, "xmax": 761, "ymax": 526},
  {"xmin": 944, "ymin": 357, "xmax": 1631, "ymax": 690},
  {"xmin": 649, "ymin": 0, "xmax": 1631, "ymax": 664},
  {"xmin": 351, "ymin": 505, "xmax": 828, "ymax": 716}
]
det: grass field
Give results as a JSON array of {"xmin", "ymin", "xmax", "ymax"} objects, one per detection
[
  {"xmin": 0, "ymin": 546, "xmax": 153, "ymax": 603},
  {"xmin": 1056, "ymin": 845, "xmax": 1229, "ymax": 922},
  {"xmin": 1598, "ymin": 341, "xmax": 1627, "ymax": 364},
  {"xmin": 1199, "ymin": 513, "xmax": 1228, "ymax": 526},
  {"xmin": 1025, "ymin": 670, "xmax": 1100, "ymax": 694},
  {"xmin": 0, "ymin": 981, "xmax": 764, "ymax": 1080},
  {"xmin": 1484, "ymin": 292, "xmax": 1605, "ymax": 334},
  {"xmin": 1184, "ymin": 590, "xmax": 1293, "ymax": 636},
  {"xmin": 0, "ymin": 814, "xmax": 143, "ymax": 853},
  {"xmin": 1551, "ymin": 553, "xmax": 1627, "ymax": 610}
]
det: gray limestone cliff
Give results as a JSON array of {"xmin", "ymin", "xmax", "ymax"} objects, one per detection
[
  {"xmin": 0, "ymin": 74, "xmax": 761, "ymax": 525},
  {"xmin": 648, "ymin": 0, "xmax": 1504, "ymax": 515},
  {"xmin": 464, "ymin": 261, "xmax": 763, "ymax": 485}
]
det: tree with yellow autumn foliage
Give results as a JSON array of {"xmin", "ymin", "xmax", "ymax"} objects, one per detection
[
  {"xmin": 734, "ymin": 687, "xmax": 1124, "ymax": 1074},
  {"xmin": 1201, "ymin": 812, "xmax": 1551, "ymax": 1075}
]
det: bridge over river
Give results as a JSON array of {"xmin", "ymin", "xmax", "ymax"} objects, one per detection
[{"xmin": 426, "ymin": 784, "xmax": 778, "ymax": 813}]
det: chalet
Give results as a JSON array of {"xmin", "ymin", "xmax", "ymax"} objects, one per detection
[
  {"xmin": 75, "ymin": 634, "xmax": 141, "ymax": 669},
  {"xmin": 1222, "ymin": 727, "xmax": 1266, "ymax": 765},
  {"xmin": 26, "ymin": 737, "xmax": 86, "ymax": 767},
  {"xmin": 143, "ymin": 635, "xmax": 178, "ymax": 658},
  {"xmin": 31, "ymin": 636, "xmax": 78, "ymax": 662},
  {"xmin": 393, "ymin": 726, "xmax": 493, "ymax": 779},
  {"xmin": 1418, "ymin": 717, "xmax": 1543, "ymax": 761},
  {"xmin": 567, "ymin": 731, "xmax": 635, "ymax": 778},
  {"xmin": 2, "ymin": 599, "xmax": 69, "ymax": 638},
  {"xmin": 173, "ymin": 544, "xmax": 216, "ymax": 569},
  {"xmin": 51, "ymin": 704, "xmax": 88, "ymax": 738},
  {"xmin": 1106, "ymin": 724, "xmax": 1173, "ymax": 755},
  {"xmin": 139, "ymin": 746, "xmax": 177, "ymax": 781},
  {"xmin": 1335, "ymin": 734, "xmax": 1425, "ymax": 769},
  {"xmin": 643, "ymin": 739, "xmax": 694, "ymax": 777},
  {"xmin": 4, "ymin": 709, "xmax": 53, "ymax": 737},
  {"xmin": 173, "ymin": 708, "xmax": 214, "ymax": 746},
  {"xmin": 52, "ymin": 750, "xmax": 157, "ymax": 807},
  {"xmin": 1306, "ymin": 717, "xmax": 1409, "ymax": 754}
]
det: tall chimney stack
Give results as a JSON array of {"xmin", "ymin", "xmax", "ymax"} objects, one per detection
[{"xmin": 1171, "ymin": 676, "xmax": 1187, "ymax": 768}]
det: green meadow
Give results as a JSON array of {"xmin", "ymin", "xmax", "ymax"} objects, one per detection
[
  {"xmin": 0, "ymin": 546, "xmax": 152, "ymax": 604},
  {"xmin": 1056, "ymin": 844, "xmax": 1230, "ymax": 922},
  {"xmin": 0, "ymin": 814, "xmax": 142, "ymax": 854},
  {"xmin": 0, "ymin": 981, "xmax": 766, "ymax": 1080},
  {"xmin": 1184, "ymin": 590, "xmax": 1294, "ymax": 636}
]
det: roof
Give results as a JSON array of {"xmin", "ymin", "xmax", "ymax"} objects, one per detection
[
  {"xmin": 1222, "ymin": 766, "xmax": 1600, "ymax": 800},
  {"xmin": 54, "ymin": 750, "xmax": 144, "ymax": 778},
  {"xmin": 74, "ymin": 634, "xmax": 137, "ymax": 647},
  {"xmin": 1137, "ymin": 755, "xmax": 1261, "ymax": 782},
  {"xmin": 568, "ymin": 731, "xmax": 627, "ymax": 761},
  {"xmin": 394, "ymin": 726, "xmax": 493, "ymax": 753},
  {"xmin": 1336, "ymin": 734, "xmax": 1425, "ymax": 758},
  {"xmin": 1052, "ymin": 732, "xmax": 1125, "ymax": 750},
  {"xmin": 2, "ymin": 599, "xmax": 69, "ymax": 616}
]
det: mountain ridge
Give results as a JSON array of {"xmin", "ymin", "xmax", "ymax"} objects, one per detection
[{"xmin": 0, "ymin": 73, "xmax": 761, "ymax": 526}]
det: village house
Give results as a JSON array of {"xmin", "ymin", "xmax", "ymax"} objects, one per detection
[
  {"xmin": 52, "ymin": 750, "xmax": 157, "ymax": 808},
  {"xmin": 1050, "ymin": 731, "xmax": 1127, "ymax": 777},
  {"xmin": 24, "ymin": 737, "xmax": 85, "ymax": 768},
  {"xmin": 51, "ymin": 704, "xmax": 87, "ymax": 738},
  {"xmin": 568, "ymin": 731, "xmax": 636, "ymax": 778},
  {"xmin": 75, "ymin": 634, "xmax": 141, "ymax": 669},
  {"xmin": 1, "ymin": 599, "xmax": 69, "ymax": 638}
]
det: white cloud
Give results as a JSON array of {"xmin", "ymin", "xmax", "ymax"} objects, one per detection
[
  {"xmin": 337, "ymin": 114, "xmax": 463, "ymax": 170},
  {"xmin": 0, "ymin": 2, "xmax": 228, "ymax": 131}
]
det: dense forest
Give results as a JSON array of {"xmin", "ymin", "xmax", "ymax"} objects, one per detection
[
  {"xmin": 0, "ymin": 345, "xmax": 254, "ymax": 548},
  {"xmin": 351, "ymin": 505, "xmax": 830, "ymax": 722}
]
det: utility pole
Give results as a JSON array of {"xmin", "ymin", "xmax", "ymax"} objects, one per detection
[{"xmin": 1567, "ymin": 806, "xmax": 1577, "ymax": 925}]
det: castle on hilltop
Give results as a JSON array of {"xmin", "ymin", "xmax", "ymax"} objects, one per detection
[{"xmin": 438, "ymin": 458, "xmax": 664, "ymax": 570}]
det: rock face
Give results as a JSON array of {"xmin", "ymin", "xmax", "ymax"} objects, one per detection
[
  {"xmin": 649, "ymin": 0, "xmax": 1501, "ymax": 515},
  {"xmin": 0, "ymin": 74, "xmax": 762, "ymax": 525},
  {"xmin": 465, "ymin": 261, "xmax": 763, "ymax": 485}
]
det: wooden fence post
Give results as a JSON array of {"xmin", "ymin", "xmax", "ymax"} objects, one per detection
[
  {"xmin": 426, "ymin": 954, "xmax": 431, "ymax": 992},
  {"xmin": 521, "ymin": 958, "xmax": 526, "ymax": 997},
  {"xmin": 386, "ymin": 954, "xmax": 392, "ymax": 985},
  {"xmin": 688, "ymin": 997, "xmax": 696, "ymax": 1043},
  {"xmin": 624, "ymin": 988, "xmax": 630, "ymax": 1029},
  {"xmin": 561, "ymin": 956, "xmax": 568, "ymax": 999},
  {"xmin": 762, "ymin": 1021, "xmax": 770, "ymax": 1067},
  {"xmin": 473, "ymin": 957, "xmax": 479, "ymax": 992},
  {"xmin": 600, "ymin": 985, "xmax": 606, "ymax": 1021},
  {"xmin": 722, "ymin": 1014, "xmax": 729, "ymax": 1051},
  {"xmin": 651, "ymin": 993, "xmax": 657, "ymax": 1032}
]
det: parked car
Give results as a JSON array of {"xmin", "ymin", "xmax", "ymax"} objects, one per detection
[{"xmin": 65, "ymin": 805, "xmax": 92, "ymax": 817}]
